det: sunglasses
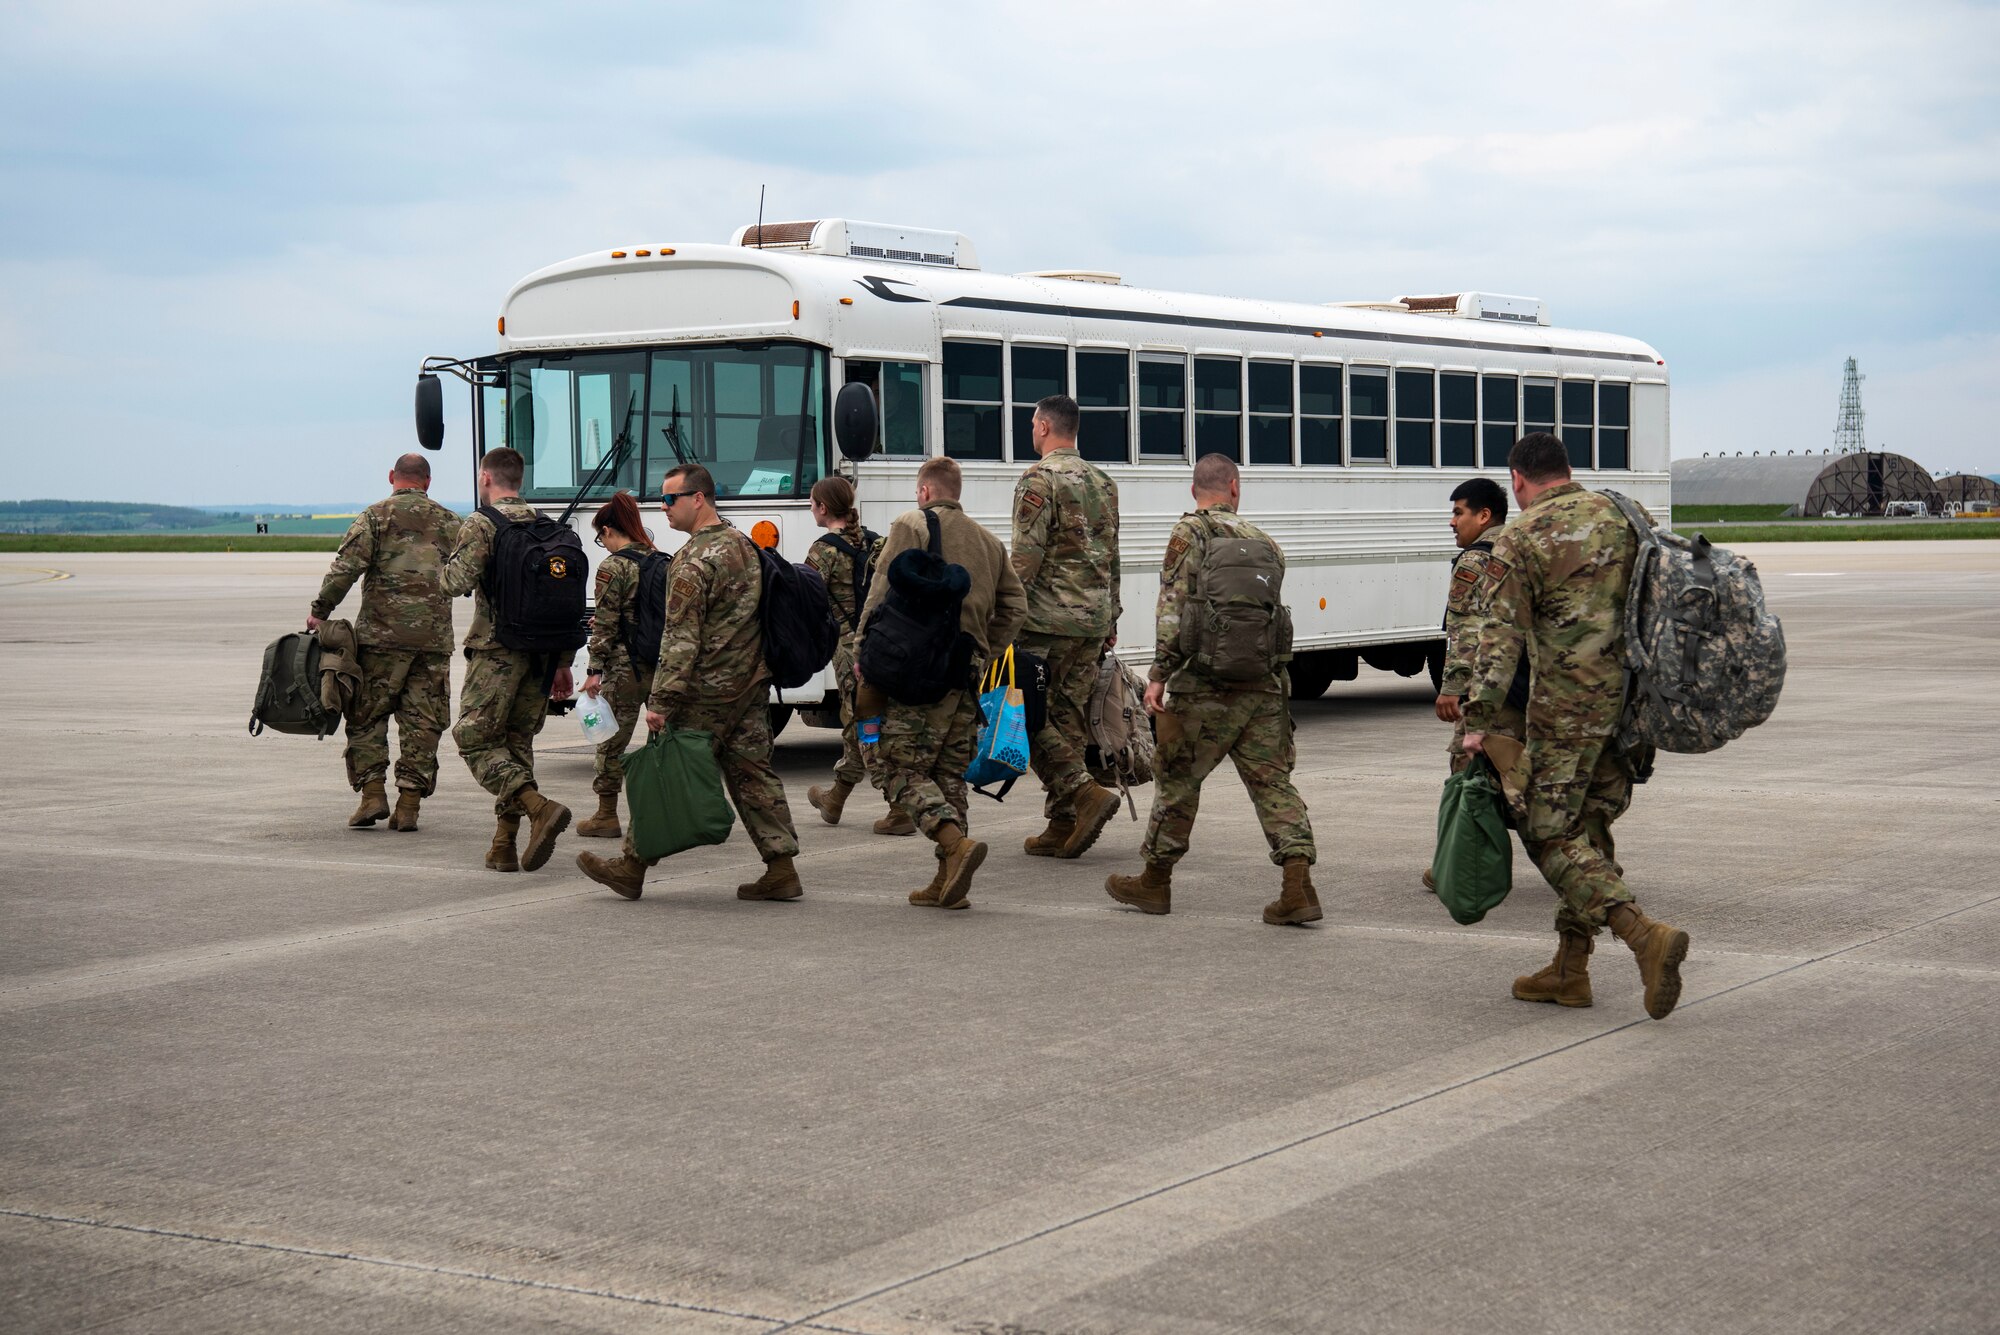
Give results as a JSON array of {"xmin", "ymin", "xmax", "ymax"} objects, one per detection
[{"xmin": 659, "ymin": 490, "xmax": 698, "ymax": 507}]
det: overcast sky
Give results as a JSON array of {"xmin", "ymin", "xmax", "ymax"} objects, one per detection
[{"xmin": 3, "ymin": 0, "xmax": 1995, "ymax": 504}]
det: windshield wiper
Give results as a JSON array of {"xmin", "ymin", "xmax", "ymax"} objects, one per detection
[{"xmin": 558, "ymin": 388, "xmax": 640, "ymax": 527}]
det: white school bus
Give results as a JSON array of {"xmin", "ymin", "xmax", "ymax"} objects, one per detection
[{"xmin": 414, "ymin": 217, "xmax": 1669, "ymax": 733}]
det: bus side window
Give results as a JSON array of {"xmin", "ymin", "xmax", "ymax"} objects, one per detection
[{"xmin": 846, "ymin": 358, "xmax": 928, "ymax": 457}]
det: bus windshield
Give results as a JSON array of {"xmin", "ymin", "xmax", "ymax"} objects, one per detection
[{"xmin": 501, "ymin": 341, "xmax": 826, "ymax": 503}]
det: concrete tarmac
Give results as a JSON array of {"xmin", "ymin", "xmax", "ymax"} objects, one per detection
[{"xmin": 2, "ymin": 542, "xmax": 1995, "ymax": 1334}]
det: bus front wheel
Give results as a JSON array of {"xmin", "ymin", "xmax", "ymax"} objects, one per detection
[{"xmin": 769, "ymin": 704, "xmax": 793, "ymax": 739}]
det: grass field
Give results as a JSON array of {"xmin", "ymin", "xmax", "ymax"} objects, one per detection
[
  {"xmin": 1670, "ymin": 503, "xmax": 1795, "ymax": 523},
  {"xmin": 1702, "ymin": 521, "xmax": 2000, "ymax": 543},
  {"xmin": 0, "ymin": 535, "xmax": 343, "ymax": 553}
]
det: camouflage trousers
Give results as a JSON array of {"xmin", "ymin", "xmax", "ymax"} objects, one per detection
[
  {"xmin": 591, "ymin": 656, "xmax": 645, "ymax": 797},
  {"xmin": 343, "ymin": 647, "xmax": 451, "ymax": 795},
  {"xmin": 624, "ymin": 693, "xmax": 799, "ymax": 866},
  {"xmin": 1450, "ymin": 702, "xmax": 1525, "ymax": 775},
  {"xmin": 453, "ymin": 649, "xmax": 551, "ymax": 817},
  {"xmin": 1521, "ymin": 735, "xmax": 1635, "ymax": 934},
  {"xmin": 830, "ymin": 638, "xmax": 879, "ymax": 791},
  {"xmin": 1144, "ymin": 689, "xmax": 1316, "ymax": 868},
  {"xmin": 878, "ymin": 687, "xmax": 980, "ymax": 843},
  {"xmin": 1018, "ymin": 631, "xmax": 1100, "ymax": 821}
]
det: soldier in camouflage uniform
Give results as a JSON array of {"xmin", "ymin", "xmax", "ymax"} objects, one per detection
[
  {"xmin": 1011, "ymin": 394, "xmax": 1126, "ymax": 860},
  {"xmin": 575, "ymin": 463, "xmax": 804, "ymax": 903},
  {"xmin": 307, "ymin": 453, "xmax": 459, "ymax": 832},
  {"xmin": 1462, "ymin": 433, "xmax": 1690, "ymax": 1020},
  {"xmin": 1105, "ymin": 454, "xmax": 1321, "ymax": 925},
  {"xmin": 802, "ymin": 475, "xmax": 903, "ymax": 834},
  {"xmin": 442, "ymin": 447, "xmax": 574, "ymax": 874},
  {"xmin": 857, "ymin": 457, "xmax": 1027, "ymax": 909},
  {"xmin": 1424, "ymin": 476, "xmax": 1526, "ymax": 892},
  {"xmin": 577, "ymin": 492, "xmax": 660, "ymax": 840}
]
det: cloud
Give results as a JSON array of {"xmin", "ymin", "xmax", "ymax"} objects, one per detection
[{"xmin": 1, "ymin": 0, "xmax": 1996, "ymax": 502}]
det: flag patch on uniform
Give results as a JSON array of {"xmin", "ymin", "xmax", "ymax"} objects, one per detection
[
  {"xmin": 1483, "ymin": 557, "xmax": 1511, "ymax": 581},
  {"xmin": 1454, "ymin": 565, "xmax": 1480, "ymax": 585},
  {"xmin": 1017, "ymin": 490, "xmax": 1047, "ymax": 524},
  {"xmin": 1164, "ymin": 534, "xmax": 1190, "ymax": 571}
]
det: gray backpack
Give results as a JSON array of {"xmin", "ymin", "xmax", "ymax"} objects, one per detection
[
  {"xmin": 1603, "ymin": 492, "xmax": 1786, "ymax": 755},
  {"xmin": 248, "ymin": 631, "xmax": 341, "ymax": 739},
  {"xmin": 1086, "ymin": 654, "xmax": 1155, "ymax": 817},
  {"xmin": 1178, "ymin": 519, "xmax": 1293, "ymax": 683}
]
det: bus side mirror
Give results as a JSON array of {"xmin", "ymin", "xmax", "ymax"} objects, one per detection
[
  {"xmin": 415, "ymin": 374, "xmax": 445, "ymax": 451},
  {"xmin": 833, "ymin": 381, "xmax": 877, "ymax": 463}
]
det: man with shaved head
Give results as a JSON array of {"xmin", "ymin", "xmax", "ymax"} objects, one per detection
[{"xmin": 308, "ymin": 452, "xmax": 461, "ymax": 831}]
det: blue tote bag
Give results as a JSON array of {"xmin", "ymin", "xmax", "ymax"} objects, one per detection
[{"xmin": 965, "ymin": 646, "xmax": 1031, "ymax": 799}]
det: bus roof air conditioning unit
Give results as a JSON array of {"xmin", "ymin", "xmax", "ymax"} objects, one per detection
[
  {"xmin": 1330, "ymin": 292, "xmax": 1549, "ymax": 326},
  {"xmin": 730, "ymin": 218, "xmax": 980, "ymax": 270}
]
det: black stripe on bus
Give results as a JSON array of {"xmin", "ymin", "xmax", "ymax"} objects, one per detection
[{"xmin": 937, "ymin": 296, "xmax": 1660, "ymax": 364}]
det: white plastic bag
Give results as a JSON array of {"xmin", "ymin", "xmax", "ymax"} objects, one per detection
[{"xmin": 576, "ymin": 690, "xmax": 621, "ymax": 745}]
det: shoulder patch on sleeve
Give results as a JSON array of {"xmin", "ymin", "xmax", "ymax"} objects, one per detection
[
  {"xmin": 1163, "ymin": 532, "xmax": 1191, "ymax": 573},
  {"xmin": 1017, "ymin": 488, "xmax": 1048, "ymax": 524},
  {"xmin": 1483, "ymin": 556, "xmax": 1512, "ymax": 581},
  {"xmin": 1454, "ymin": 564, "xmax": 1480, "ymax": 585},
  {"xmin": 668, "ymin": 569, "xmax": 702, "ymax": 610}
]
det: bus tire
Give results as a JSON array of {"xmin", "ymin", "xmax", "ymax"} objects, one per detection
[
  {"xmin": 768, "ymin": 704, "xmax": 793, "ymax": 739},
  {"xmin": 1425, "ymin": 640, "xmax": 1446, "ymax": 694},
  {"xmin": 1288, "ymin": 653, "xmax": 1338, "ymax": 701}
]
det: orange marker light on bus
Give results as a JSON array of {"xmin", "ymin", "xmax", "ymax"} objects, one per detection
[
  {"xmin": 792, "ymin": 300, "xmax": 801, "ymax": 319},
  {"xmin": 1319, "ymin": 597, "xmax": 1327, "ymax": 610},
  {"xmin": 751, "ymin": 521, "xmax": 780, "ymax": 549},
  {"xmin": 635, "ymin": 249, "xmax": 651, "ymax": 256},
  {"xmin": 610, "ymin": 250, "xmax": 627, "ymax": 258},
  {"xmin": 497, "ymin": 316, "xmax": 505, "ymax": 335},
  {"xmin": 839, "ymin": 296, "xmax": 854, "ymax": 305},
  {"xmin": 660, "ymin": 247, "xmax": 675, "ymax": 255}
]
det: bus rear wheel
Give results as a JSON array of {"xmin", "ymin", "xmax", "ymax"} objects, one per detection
[{"xmin": 768, "ymin": 704, "xmax": 793, "ymax": 739}]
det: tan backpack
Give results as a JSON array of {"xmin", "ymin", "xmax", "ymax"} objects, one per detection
[{"xmin": 1085, "ymin": 654, "xmax": 1155, "ymax": 817}]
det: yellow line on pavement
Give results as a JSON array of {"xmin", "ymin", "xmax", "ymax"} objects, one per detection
[{"xmin": 0, "ymin": 565, "xmax": 74, "ymax": 586}]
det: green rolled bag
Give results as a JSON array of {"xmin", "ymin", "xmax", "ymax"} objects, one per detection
[
  {"xmin": 623, "ymin": 727, "xmax": 735, "ymax": 862},
  {"xmin": 1433, "ymin": 759, "xmax": 1514, "ymax": 925}
]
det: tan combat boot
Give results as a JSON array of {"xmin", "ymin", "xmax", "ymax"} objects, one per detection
[
  {"xmin": 1024, "ymin": 820, "xmax": 1075, "ymax": 857},
  {"xmin": 348, "ymin": 779, "xmax": 390, "ymax": 828},
  {"xmin": 386, "ymin": 790, "xmax": 422, "ymax": 832},
  {"xmin": 1263, "ymin": 859, "xmax": 1324, "ymax": 926},
  {"xmin": 933, "ymin": 824, "xmax": 987, "ymax": 909},
  {"xmin": 576, "ymin": 850, "xmax": 646, "ymax": 899},
  {"xmin": 1512, "ymin": 928, "xmax": 1595, "ymax": 1007},
  {"xmin": 1058, "ymin": 784, "xmax": 1123, "ymax": 859},
  {"xmin": 485, "ymin": 816, "xmax": 520, "ymax": 873},
  {"xmin": 807, "ymin": 780, "xmax": 854, "ymax": 826},
  {"xmin": 513, "ymin": 785, "xmax": 571, "ymax": 872},
  {"xmin": 873, "ymin": 808, "xmax": 916, "ymax": 837},
  {"xmin": 577, "ymin": 792, "xmax": 622, "ymax": 839},
  {"xmin": 1609, "ymin": 903, "xmax": 1691, "ymax": 1020},
  {"xmin": 1421, "ymin": 868, "xmax": 1437, "ymax": 893},
  {"xmin": 738, "ymin": 856, "xmax": 805, "ymax": 901},
  {"xmin": 1104, "ymin": 862, "xmax": 1172, "ymax": 915},
  {"xmin": 909, "ymin": 853, "xmax": 970, "ymax": 910}
]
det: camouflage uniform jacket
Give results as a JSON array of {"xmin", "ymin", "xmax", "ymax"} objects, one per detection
[
  {"xmin": 1464, "ymin": 482, "xmax": 1644, "ymax": 740},
  {"xmin": 1440, "ymin": 540, "xmax": 1499, "ymax": 698},
  {"xmin": 441, "ymin": 496, "xmax": 541, "ymax": 652},
  {"xmin": 311, "ymin": 488, "xmax": 460, "ymax": 652},
  {"xmin": 1150, "ymin": 503, "xmax": 1287, "ymax": 696},
  {"xmin": 806, "ymin": 525, "xmax": 883, "ymax": 640},
  {"xmin": 648, "ymin": 519, "xmax": 767, "ymax": 713},
  {"xmin": 587, "ymin": 540, "xmax": 656, "ymax": 676},
  {"xmin": 860, "ymin": 501, "xmax": 1027, "ymax": 660},
  {"xmin": 1011, "ymin": 447, "xmax": 1121, "ymax": 638}
]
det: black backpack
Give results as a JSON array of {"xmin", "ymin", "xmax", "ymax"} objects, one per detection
[
  {"xmin": 248, "ymin": 631, "xmax": 341, "ymax": 738},
  {"xmin": 858, "ymin": 508, "xmax": 974, "ymax": 706},
  {"xmin": 611, "ymin": 547, "xmax": 673, "ymax": 671},
  {"xmin": 757, "ymin": 545, "xmax": 840, "ymax": 689},
  {"xmin": 815, "ymin": 526, "xmax": 880, "ymax": 633},
  {"xmin": 478, "ymin": 505, "xmax": 589, "ymax": 654}
]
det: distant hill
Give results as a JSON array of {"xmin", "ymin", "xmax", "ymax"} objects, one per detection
[
  {"xmin": 1, "ymin": 497, "xmax": 475, "ymax": 535},
  {"xmin": 0, "ymin": 499, "xmax": 244, "ymax": 533}
]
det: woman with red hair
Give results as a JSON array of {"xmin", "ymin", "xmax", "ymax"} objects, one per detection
[{"xmin": 576, "ymin": 491, "xmax": 659, "ymax": 840}]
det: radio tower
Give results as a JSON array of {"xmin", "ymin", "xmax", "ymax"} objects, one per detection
[{"xmin": 1832, "ymin": 356, "xmax": 1866, "ymax": 453}]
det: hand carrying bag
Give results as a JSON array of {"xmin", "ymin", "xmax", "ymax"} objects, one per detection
[
  {"xmin": 623, "ymin": 726, "xmax": 735, "ymax": 861},
  {"xmin": 965, "ymin": 646, "xmax": 1031, "ymax": 798},
  {"xmin": 1432, "ymin": 758, "xmax": 1514, "ymax": 925}
]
